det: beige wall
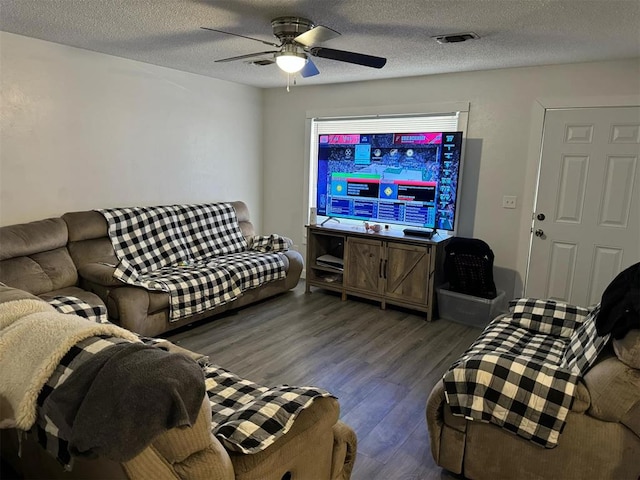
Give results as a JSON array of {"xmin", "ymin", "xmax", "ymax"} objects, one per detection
[
  {"xmin": 0, "ymin": 32, "xmax": 264, "ymax": 228},
  {"xmin": 262, "ymin": 59, "xmax": 640, "ymax": 297},
  {"xmin": 2, "ymin": 31, "xmax": 638, "ymax": 298}
]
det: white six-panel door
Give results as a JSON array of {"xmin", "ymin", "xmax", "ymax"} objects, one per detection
[{"xmin": 526, "ymin": 106, "xmax": 640, "ymax": 307}]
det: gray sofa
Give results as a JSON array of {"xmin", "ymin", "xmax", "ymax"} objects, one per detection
[
  {"xmin": 427, "ymin": 315, "xmax": 640, "ymax": 479},
  {"xmin": 0, "ymin": 285, "xmax": 357, "ymax": 480},
  {"xmin": 0, "ymin": 201, "xmax": 303, "ymax": 336}
]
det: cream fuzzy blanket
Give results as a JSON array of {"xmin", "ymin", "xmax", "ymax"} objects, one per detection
[{"xmin": 0, "ymin": 298, "xmax": 139, "ymax": 430}]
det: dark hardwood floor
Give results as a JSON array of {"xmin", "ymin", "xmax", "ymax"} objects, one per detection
[{"xmin": 166, "ymin": 281, "xmax": 481, "ymax": 480}]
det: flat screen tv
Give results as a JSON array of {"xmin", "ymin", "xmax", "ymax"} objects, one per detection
[{"xmin": 315, "ymin": 131, "xmax": 464, "ymax": 233}]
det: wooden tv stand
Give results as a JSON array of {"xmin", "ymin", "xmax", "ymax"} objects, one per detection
[{"xmin": 305, "ymin": 224, "xmax": 451, "ymax": 321}]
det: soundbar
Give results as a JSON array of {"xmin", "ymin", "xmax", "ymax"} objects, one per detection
[{"xmin": 403, "ymin": 228, "xmax": 435, "ymax": 239}]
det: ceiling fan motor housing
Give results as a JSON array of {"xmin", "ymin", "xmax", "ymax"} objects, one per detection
[
  {"xmin": 271, "ymin": 17, "xmax": 315, "ymax": 41},
  {"xmin": 205, "ymin": 16, "xmax": 385, "ymax": 75}
]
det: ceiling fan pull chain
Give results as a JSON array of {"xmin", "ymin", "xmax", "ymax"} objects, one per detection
[{"xmin": 287, "ymin": 73, "xmax": 291, "ymax": 92}]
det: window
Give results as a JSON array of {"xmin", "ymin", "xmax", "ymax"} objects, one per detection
[{"xmin": 305, "ymin": 105, "xmax": 469, "ymax": 232}]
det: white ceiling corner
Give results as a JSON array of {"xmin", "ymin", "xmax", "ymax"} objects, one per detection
[{"xmin": 0, "ymin": 0, "xmax": 639, "ymax": 89}]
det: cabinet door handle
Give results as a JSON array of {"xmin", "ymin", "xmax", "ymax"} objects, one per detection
[{"xmin": 383, "ymin": 259, "xmax": 387, "ymax": 279}]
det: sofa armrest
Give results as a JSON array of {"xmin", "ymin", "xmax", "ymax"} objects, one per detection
[
  {"xmin": 148, "ymin": 339, "xmax": 209, "ymax": 366},
  {"xmin": 426, "ymin": 380, "xmax": 467, "ymax": 475},
  {"xmin": 228, "ymin": 396, "xmax": 339, "ymax": 479},
  {"xmin": 78, "ymin": 262, "xmax": 123, "ymax": 287},
  {"xmin": 284, "ymin": 250, "xmax": 303, "ymax": 277},
  {"xmin": 426, "ymin": 381, "xmax": 446, "ymax": 464},
  {"xmin": 108, "ymin": 287, "xmax": 151, "ymax": 330},
  {"xmin": 330, "ymin": 421, "xmax": 357, "ymax": 480},
  {"xmin": 584, "ymin": 354, "xmax": 640, "ymax": 438},
  {"xmin": 124, "ymin": 396, "xmax": 234, "ymax": 480}
]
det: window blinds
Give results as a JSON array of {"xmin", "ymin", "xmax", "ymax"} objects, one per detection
[{"xmin": 312, "ymin": 113, "xmax": 460, "ymax": 135}]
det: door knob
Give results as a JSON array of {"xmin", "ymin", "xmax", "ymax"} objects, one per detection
[
  {"xmin": 537, "ymin": 213, "xmax": 546, "ymax": 221},
  {"xmin": 534, "ymin": 229, "xmax": 544, "ymax": 237}
]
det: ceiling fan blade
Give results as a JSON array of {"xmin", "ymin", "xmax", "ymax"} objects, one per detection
[
  {"xmin": 300, "ymin": 58, "xmax": 320, "ymax": 77},
  {"xmin": 309, "ymin": 47, "xmax": 387, "ymax": 69},
  {"xmin": 200, "ymin": 27, "xmax": 280, "ymax": 47},
  {"xmin": 294, "ymin": 25, "xmax": 340, "ymax": 47},
  {"xmin": 215, "ymin": 51, "xmax": 278, "ymax": 63}
]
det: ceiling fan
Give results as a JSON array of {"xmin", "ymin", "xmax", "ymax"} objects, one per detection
[{"xmin": 201, "ymin": 16, "xmax": 387, "ymax": 78}]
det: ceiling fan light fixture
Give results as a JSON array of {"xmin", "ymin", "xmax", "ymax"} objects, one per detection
[{"xmin": 275, "ymin": 51, "xmax": 307, "ymax": 73}]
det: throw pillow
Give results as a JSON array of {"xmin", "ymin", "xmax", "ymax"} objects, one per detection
[
  {"xmin": 508, "ymin": 298, "xmax": 590, "ymax": 338},
  {"xmin": 250, "ymin": 234, "xmax": 292, "ymax": 253}
]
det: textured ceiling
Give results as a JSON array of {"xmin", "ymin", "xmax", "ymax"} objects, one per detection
[{"xmin": 1, "ymin": 0, "xmax": 639, "ymax": 89}]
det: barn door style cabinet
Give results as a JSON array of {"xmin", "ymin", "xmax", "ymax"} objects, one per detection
[{"xmin": 305, "ymin": 224, "xmax": 450, "ymax": 321}]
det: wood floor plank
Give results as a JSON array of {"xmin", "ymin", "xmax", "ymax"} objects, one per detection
[{"xmin": 166, "ymin": 281, "xmax": 483, "ymax": 479}]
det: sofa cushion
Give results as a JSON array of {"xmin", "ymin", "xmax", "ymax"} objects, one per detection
[
  {"xmin": 68, "ymin": 238, "xmax": 119, "ymax": 270},
  {"xmin": 176, "ymin": 204, "xmax": 248, "ymax": 259},
  {"xmin": 613, "ymin": 329, "xmax": 640, "ymax": 369},
  {"xmin": 98, "ymin": 205, "xmax": 189, "ymax": 274},
  {"xmin": 0, "ymin": 257, "xmax": 53, "ymax": 294},
  {"xmin": 0, "ymin": 248, "xmax": 78, "ymax": 295},
  {"xmin": 46, "ymin": 295, "xmax": 109, "ymax": 324},
  {"xmin": 78, "ymin": 263, "xmax": 122, "ymax": 287},
  {"xmin": 62, "ymin": 211, "xmax": 109, "ymax": 242},
  {"xmin": 0, "ymin": 218, "xmax": 67, "ymax": 261},
  {"xmin": 206, "ymin": 251, "xmax": 288, "ymax": 291},
  {"xmin": 39, "ymin": 286, "xmax": 105, "ymax": 309}
]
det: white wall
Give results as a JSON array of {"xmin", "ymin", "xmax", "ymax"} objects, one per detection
[
  {"xmin": 2, "ymin": 33, "xmax": 638, "ymax": 298},
  {"xmin": 0, "ymin": 32, "xmax": 264, "ymax": 228},
  {"xmin": 262, "ymin": 58, "xmax": 640, "ymax": 298}
]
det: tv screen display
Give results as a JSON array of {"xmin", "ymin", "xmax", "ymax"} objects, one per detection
[{"xmin": 315, "ymin": 131, "xmax": 464, "ymax": 232}]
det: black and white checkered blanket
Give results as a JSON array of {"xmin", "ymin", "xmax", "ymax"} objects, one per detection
[
  {"xmin": 248, "ymin": 234, "xmax": 292, "ymax": 253},
  {"xmin": 35, "ymin": 337, "xmax": 332, "ymax": 466},
  {"xmin": 98, "ymin": 203, "xmax": 287, "ymax": 321},
  {"xmin": 203, "ymin": 364, "xmax": 333, "ymax": 454},
  {"xmin": 443, "ymin": 298, "xmax": 609, "ymax": 448},
  {"xmin": 47, "ymin": 296, "xmax": 109, "ymax": 324}
]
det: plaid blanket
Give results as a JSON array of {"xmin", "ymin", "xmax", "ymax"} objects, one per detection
[
  {"xmin": 35, "ymin": 337, "xmax": 332, "ymax": 467},
  {"xmin": 203, "ymin": 364, "xmax": 334, "ymax": 454},
  {"xmin": 98, "ymin": 203, "xmax": 287, "ymax": 321},
  {"xmin": 248, "ymin": 234, "xmax": 292, "ymax": 253},
  {"xmin": 443, "ymin": 298, "xmax": 609, "ymax": 448},
  {"xmin": 47, "ymin": 296, "xmax": 109, "ymax": 324}
]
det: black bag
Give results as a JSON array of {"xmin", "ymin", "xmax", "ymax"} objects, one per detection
[{"xmin": 444, "ymin": 237, "xmax": 497, "ymax": 299}]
